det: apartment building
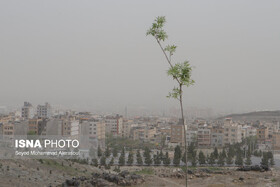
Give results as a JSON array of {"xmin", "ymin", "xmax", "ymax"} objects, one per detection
[
  {"xmin": 242, "ymin": 125, "xmax": 257, "ymax": 138},
  {"xmin": 0, "ymin": 122, "xmax": 3, "ymax": 135},
  {"xmin": 211, "ymin": 127, "xmax": 224, "ymax": 147},
  {"xmin": 273, "ymin": 132, "xmax": 280, "ymax": 150},
  {"xmin": 170, "ymin": 124, "xmax": 184, "ymax": 145},
  {"xmin": 186, "ymin": 130, "xmax": 197, "ymax": 146},
  {"xmin": 37, "ymin": 102, "xmax": 52, "ymax": 118},
  {"xmin": 81, "ymin": 119, "xmax": 106, "ymax": 147},
  {"xmin": 122, "ymin": 120, "xmax": 132, "ymax": 138},
  {"xmin": 257, "ymin": 126, "xmax": 268, "ymax": 143},
  {"xmin": 43, "ymin": 118, "xmax": 63, "ymax": 135},
  {"xmin": 159, "ymin": 128, "xmax": 171, "ymax": 136},
  {"xmin": 61, "ymin": 118, "xmax": 80, "ymax": 138},
  {"xmin": 28, "ymin": 118, "xmax": 47, "ymax": 135},
  {"xmin": 132, "ymin": 126, "xmax": 156, "ymax": 142},
  {"xmin": 21, "ymin": 102, "xmax": 34, "ymax": 119},
  {"xmin": 105, "ymin": 115, "xmax": 123, "ymax": 136},
  {"xmin": 223, "ymin": 121, "xmax": 242, "ymax": 145},
  {"xmin": 197, "ymin": 127, "xmax": 211, "ymax": 147},
  {"xmin": 2, "ymin": 123, "xmax": 14, "ymax": 139}
]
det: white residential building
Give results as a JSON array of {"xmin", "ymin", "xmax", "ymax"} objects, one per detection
[
  {"xmin": 197, "ymin": 127, "xmax": 211, "ymax": 147},
  {"xmin": 211, "ymin": 128, "xmax": 224, "ymax": 147},
  {"xmin": 186, "ymin": 130, "xmax": 197, "ymax": 146},
  {"xmin": 81, "ymin": 119, "xmax": 105, "ymax": 147},
  {"xmin": 37, "ymin": 102, "xmax": 52, "ymax": 118},
  {"xmin": 21, "ymin": 102, "xmax": 34, "ymax": 119},
  {"xmin": 223, "ymin": 119, "xmax": 242, "ymax": 145},
  {"xmin": 62, "ymin": 119, "xmax": 80, "ymax": 138}
]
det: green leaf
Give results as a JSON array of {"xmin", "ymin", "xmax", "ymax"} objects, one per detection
[{"xmin": 146, "ymin": 16, "xmax": 168, "ymax": 41}]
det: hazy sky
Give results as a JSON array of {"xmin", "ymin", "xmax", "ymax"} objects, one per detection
[{"xmin": 1, "ymin": 0, "xmax": 280, "ymax": 115}]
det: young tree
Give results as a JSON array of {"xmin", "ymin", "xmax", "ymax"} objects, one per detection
[
  {"xmin": 118, "ymin": 147, "xmax": 125, "ymax": 166},
  {"xmin": 187, "ymin": 142, "xmax": 196, "ymax": 160},
  {"xmin": 267, "ymin": 151, "xmax": 273, "ymax": 160},
  {"xmin": 173, "ymin": 145, "xmax": 182, "ymax": 166},
  {"xmin": 208, "ymin": 152, "xmax": 216, "ymax": 166},
  {"xmin": 217, "ymin": 153, "xmax": 225, "ymax": 167},
  {"xmin": 144, "ymin": 152, "xmax": 152, "ymax": 166},
  {"xmin": 147, "ymin": 16, "xmax": 195, "ymax": 187},
  {"xmin": 206, "ymin": 154, "xmax": 210, "ymax": 165},
  {"xmin": 97, "ymin": 145, "xmax": 102, "ymax": 158},
  {"xmin": 100, "ymin": 156, "xmax": 106, "ymax": 166},
  {"xmin": 261, "ymin": 152, "xmax": 269, "ymax": 167},
  {"xmin": 174, "ymin": 145, "xmax": 182, "ymax": 158},
  {"xmin": 181, "ymin": 151, "xmax": 186, "ymax": 164},
  {"xmin": 109, "ymin": 157, "xmax": 114, "ymax": 166},
  {"xmin": 259, "ymin": 150, "xmax": 263, "ymax": 157},
  {"xmin": 191, "ymin": 152, "xmax": 197, "ymax": 167},
  {"xmin": 221, "ymin": 148, "xmax": 227, "ymax": 158},
  {"xmin": 269, "ymin": 156, "xmax": 275, "ymax": 166},
  {"xmin": 113, "ymin": 147, "xmax": 118, "ymax": 157},
  {"xmin": 92, "ymin": 158, "xmax": 98, "ymax": 167},
  {"xmin": 253, "ymin": 150, "xmax": 259, "ymax": 157},
  {"xmin": 154, "ymin": 153, "xmax": 161, "ymax": 166},
  {"xmin": 226, "ymin": 155, "xmax": 233, "ymax": 165},
  {"xmin": 235, "ymin": 153, "xmax": 244, "ymax": 166},
  {"xmin": 136, "ymin": 150, "xmax": 143, "ymax": 166},
  {"xmin": 245, "ymin": 153, "xmax": 252, "ymax": 166},
  {"xmin": 143, "ymin": 147, "xmax": 150, "ymax": 158},
  {"xmin": 159, "ymin": 150, "xmax": 164, "ymax": 161},
  {"xmin": 163, "ymin": 152, "xmax": 171, "ymax": 166},
  {"xmin": 105, "ymin": 146, "xmax": 111, "ymax": 158},
  {"xmin": 267, "ymin": 151, "xmax": 275, "ymax": 166},
  {"xmin": 127, "ymin": 151, "xmax": 134, "ymax": 166},
  {"xmin": 228, "ymin": 145, "xmax": 235, "ymax": 158},
  {"xmin": 143, "ymin": 147, "xmax": 152, "ymax": 165},
  {"xmin": 213, "ymin": 147, "xmax": 219, "ymax": 160},
  {"xmin": 198, "ymin": 151, "xmax": 206, "ymax": 166},
  {"xmin": 89, "ymin": 146, "xmax": 95, "ymax": 158}
]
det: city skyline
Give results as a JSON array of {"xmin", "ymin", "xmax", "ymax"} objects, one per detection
[{"xmin": 1, "ymin": 0, "xmax": 280, "ymax": 115}]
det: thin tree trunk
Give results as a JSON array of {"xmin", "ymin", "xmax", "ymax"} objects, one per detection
[
  {"xmin": 155, "ymin": 39, "xmax": 188, "ymax": 187},
  {"xmin": 179, "ymin": 85, "xmax": 188, "ymax": 187}
]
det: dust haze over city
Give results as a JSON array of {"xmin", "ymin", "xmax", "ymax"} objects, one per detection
[
  {"xmin": 2, "ymin": 1, "xmax": 280, "ymax": 187},
  {"xmin": 1, "ymin": 0, "xmax": 280, "ymax": 117}
]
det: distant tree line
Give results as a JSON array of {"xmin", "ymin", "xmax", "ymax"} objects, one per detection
[{"xmin": 87, "ymin": 138, "xmax": 275, "ymax": 168}]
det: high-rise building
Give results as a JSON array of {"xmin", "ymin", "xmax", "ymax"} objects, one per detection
[
  {"xmin": 170, "ymin": 119, "xmax": 185, "ymax": 145},
  {"xmin": 37, "ymin": 102, "xmax": 52, "ymax": 118},
  {"xmin": 28, "ymin": 118, "xmax": 47, "ymax": 135},
  {"xmin": 197, "ymin": 127, "xmax": 211, "ymax": 147},
  {"xmin": 105, "ymin": 114, "xmax": 123, "ymax": 136},
  {"xmin": 2, "ymin": 123, "xmax": 14, "ymax": 139},
  {"xmin": 81, "ymin": 119, "xmax": 106, "ymax": 148},
  {"xmin": 62, "ymin": 118, "xmax": 80, "ymax": 138},
  {"xmin": 21, "ymin": 102, "xmax": 34, "ymax": 119},
  {"xmin": 257, "ymin": 126, "xmax": 269, "ymax": 143},
  {"xmin": 186, "ymin": 130, "xmax": 197, "ymax": 146},
  {"xmin": 223, "ymin": 119, "xmax": 242, "ymax": 145},
  {"xmin": 211, "ymin": 127, "xmax": 224, "ymax": 147}
]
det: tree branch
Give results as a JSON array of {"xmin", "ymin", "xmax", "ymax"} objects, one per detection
[{"xmin": 156, "ymin": 38, "xmax": 181, "ymax": 85}]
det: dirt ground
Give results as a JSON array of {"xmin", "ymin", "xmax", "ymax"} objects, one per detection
[
  {"xmin": 137, "ymin": 169, "xmax": 280, "ymax": 187},
  {"xmin": 0, "ymin": 159, "xmax": 280, "ymax": 187}
]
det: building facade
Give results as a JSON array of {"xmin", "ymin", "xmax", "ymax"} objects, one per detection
[
  {"xmin": 105, "ymin": 115, "xmax": 123, "ymax": 136},
  {"xmin": 197, "ymin": 127, "xmax": 211, "ymax": 147},
  {"xmin": 223, "ymin": 122, "xmax": 242, "ymax": 145},
  {"xmin": 21, "ymin": 102, "xmax": 34, "ymax": 119},
  {"xmin": 170, "ymin": 124, "xmax": 184, "ymax": 145},
  {"xmin": 211, "ymin": 128, "xmax": 224, "ymax": 147},
  {"xmin": 37, "ymin": 102, "xmax": 52, "ymax": 118}
]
